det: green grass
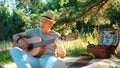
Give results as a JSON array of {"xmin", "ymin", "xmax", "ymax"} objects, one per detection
[
  {"xmin": 0, "ymin": 50, "xmax": 13, "ymax": 64},
  {"xmin": 0, "ymin": 41, "xmax": 13, "ymax": 65},
  {"xmin": 64, "ymin": 38, "xmax": 86, "ymax": 56},
  {"xmin": 63, "ymin": 33, "xmax": 98, "ymax": 57}
]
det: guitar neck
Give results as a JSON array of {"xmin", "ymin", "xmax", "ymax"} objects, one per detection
[
  {"xmin": 31, "ymin": 33, "xmax": 78, "ymax": 48},
  {"xmin": 33, "ymin": 37, "xmax": 63, "ymax": 48}
]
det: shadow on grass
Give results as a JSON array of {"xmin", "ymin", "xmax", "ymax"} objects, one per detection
[{"xmin": 65, "ymin": 59, "xmax": 91, "ymax": 68}]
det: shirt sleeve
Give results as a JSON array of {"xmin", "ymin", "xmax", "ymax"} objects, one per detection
[{"xmin": 25, "ymin": 28, "xmax": 39, "ymax": 37}]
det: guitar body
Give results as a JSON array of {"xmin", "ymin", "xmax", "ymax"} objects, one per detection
[
  {"xmin": 26, "ymin": 37, "xmax": 45, "ymax": 57},
  {"xmin": 16, "ymin": 37, "xmax": 45, "ymax": 57}
]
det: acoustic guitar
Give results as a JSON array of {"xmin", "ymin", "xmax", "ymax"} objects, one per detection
[{"xmin": 15, "ymin": 33, "xmax": 78, "ymax": 57}]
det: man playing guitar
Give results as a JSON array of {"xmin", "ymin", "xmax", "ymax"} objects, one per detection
[{"xmin": 10, "ymin": 10, "xmax": 66, "ymax": 68}]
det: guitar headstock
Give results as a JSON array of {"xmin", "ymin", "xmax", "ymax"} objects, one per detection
[{"xmin": 61, "ymin": 33, "xmax": 78, "ymax": 41}]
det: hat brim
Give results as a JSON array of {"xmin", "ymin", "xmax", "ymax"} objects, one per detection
[{"xmin": 41, "ymin": 17, "xmax": 56, "ymax": 24}]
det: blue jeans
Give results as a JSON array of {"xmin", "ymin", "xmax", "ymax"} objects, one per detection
[{"xmin": 10, "ymin": 47, "xmax": 65, "ymax": 68}]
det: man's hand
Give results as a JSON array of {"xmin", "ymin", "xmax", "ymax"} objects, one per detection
[
  {"xmin": 55, "ymin": 38, "xmax": 66, "ymax": 58},
  {"xmin": 17, "ymin": 39, "xmax": 29, "ymax": 49},
  {"xmin": 55, "ymin": 38, "xmax": 63, "ymax": 47}
]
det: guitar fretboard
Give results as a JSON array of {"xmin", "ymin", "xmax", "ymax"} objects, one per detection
[{"xmin": 33, "ymin": 38, "xmax": 56, "ymax": 48}]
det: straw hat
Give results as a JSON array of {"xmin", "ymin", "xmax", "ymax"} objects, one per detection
[{"xmin": 42, "ymin": 10, "xmax": 56, "ymax": 24}]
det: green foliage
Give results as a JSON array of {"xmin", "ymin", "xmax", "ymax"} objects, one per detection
[
  {"xmin": 76, "ymin": 20, "xmax": 94, "ymax": 33},
  {"xmin": 107, "ymin": 0, "xmax": 120, "ymax": 26},
  {"xmin": 53, "ymin": 22, "xmax": 77, "ymax": 35},
  {"xmin": 0, "ymin": 6, "xmax": 40, "ymax": 41},
  {"xmin": 0, "ymin": 0, "xmax": 120, "ymax": 41},
  {"xmin": 0, "ymin": 6, "xmax": 13, "ymax": 40},
  {"xmin": 113, "ymin": 23, "xmax": 120, "ymax": 31},
  {"xmin": 59, "ymin": 0, "xmax": 69, "ymax": 6}
]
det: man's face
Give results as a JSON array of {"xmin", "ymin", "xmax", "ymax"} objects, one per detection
[{"xmin": 40, "ymin": 17, "xmax": 54, "ymax": 31}]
